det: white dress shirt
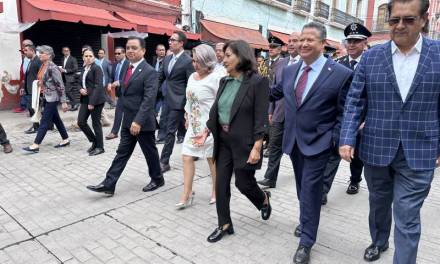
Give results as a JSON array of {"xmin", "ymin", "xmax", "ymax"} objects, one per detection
[
  {"xmin": 168, "ymin": 49, "xmax": 184, "ymax": 73},
  {"xmin": 288, "ymin": 55, "xmax": 300, "ymax": 65},
  {"xmin": 391, "ymin": 35, "xmax": 422, "ymax": 102},
  {"xmin": 82, "ymin": 65, "xmax": 91, "ymax": 89},
  {"xmin": 129, "ymin": 58, "xmax": 144, "ymax": 73},
  {"xmin": 63, "ymin": 56, "xmax": 69, "ymax": 68},
  {"xmin": 294, "ymin": 55, "xmax": 327, "ymax": 102}
]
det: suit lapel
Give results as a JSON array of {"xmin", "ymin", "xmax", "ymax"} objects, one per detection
[
  {"xmin": 298, "ymin": 59, "xmax": 334, "ymax": 109},
  {"xmin": 288, "ymin": 63, "xmax": 302, "ymax": 109},
  {"xmin": 382, "ymin": 42, "xmax": 402, "ymax": 101},
  {"xmin": 229, "ymin": 76, "xmax": 251, "ymax": 123},
  {"xmin": 404, "ymin": 37, "xmax": 430, "ymax": 104},
  {"xmin": 169, "ymin": 54, "xmax": 184, "ymax": 77},
  {"xmin": 123, "ymin": 61, "xmax": 145, "ymax": 95}
]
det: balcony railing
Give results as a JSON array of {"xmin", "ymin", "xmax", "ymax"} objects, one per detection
[
  {"xmin": 295, "ymin": 0, "xmax": 311, "ymax": 13},
  {"xmin": 275, "ymin": 0, "xmax": 292, "ymax": 5},
  {"xmin": 330, "ymin": 8, "xmax": 364, "ymax": 26},
  {"xmin": 314, "ymin": 1, "xmax": 330, "ymax": 19}
]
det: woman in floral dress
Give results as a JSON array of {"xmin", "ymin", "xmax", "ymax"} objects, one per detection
[{"xmin": 176, "ymin": 44, "xmax": 225, "ymax": 209}]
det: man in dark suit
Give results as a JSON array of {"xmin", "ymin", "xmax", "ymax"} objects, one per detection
[
  {"xmin": 271, "ymin": 22, "xmax": 352, "ymax": 264},
  {"xmin": 106, "ymin": 47, "xmax": 129, "ymax": 140},
  {"xmin": 340, "ymin": 1, "xmax": 438, "ymax": 262},
  {"xmin": 21, "ymin": 45, "xmax": 42, "ymax": 134},
  {"xmin": 158, "ymin": 31, "xmax": 195, "ymax": 172},
  {"xmin": 151, "ymin": 44, "xmax": 167, "ymax": 142},
  {"xmin": 321, "ymin": 22, "xmax": 371, "ymax": 204},
  {"xmin": 60, "ymin": 46, "xmax": 79, "ymax": 111},
  {"xmin": 259, "ymin": 32, "xmax": 300, "ymax": 188},
  {"xmin": 87, "ymin": 36, "xmax": 165, "ymax": 195}
]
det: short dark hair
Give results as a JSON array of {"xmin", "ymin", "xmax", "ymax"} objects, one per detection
[
  {"xmin": 82, "ymin": 45, "xmax": 92, "ymax": 54},
  {"xmin": 302, "ymin": 22, "xmax": 327, "ymax": 40},
  {"xmin": 173, "ymin": 31, "xmax": 187, "ymax": 45},
  {"xmin": 82, "ymin": 48, "xmax": 94, "ymax": 56},
  {"xmin": 387, "ymin": 0, "xmax": 430, "ymax": 17},
  {"xmin": 114, "ymin": 46, "xmax": 125, "ymax": 53},
  {"xmin": 98, "ymin": 48, "xmax": 106, "ymax": 53},
  {"xmin": 25, "ymin": 45, "xmax": 36, "ymax": 52},
  {"xmin": 223, "ymin": 40, "xmax": 257, "ymax": 75},
  {"xmin": 156, "ymin": 44, "xmax": 166, "ymax": 50},
  {"xmin": 127, "ymin": 36, "xmax": 146, "ymax": 49},
  {"xmin": 62, "ymin": 46, "xmax": 70, "ymax": 51}
]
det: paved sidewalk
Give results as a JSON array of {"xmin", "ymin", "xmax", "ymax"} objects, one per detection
[{"xmin": 0, "ymin": 110, "xmax": 439, "ymax": 264}]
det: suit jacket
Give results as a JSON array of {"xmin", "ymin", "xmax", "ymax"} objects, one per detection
[
  {"xmin": 340, "ymin": 37, "xmax": 440, "ymax": 171},
  {"xmin": 100, "ymin": 59, "xmax": 113, "ymax": 86},
  {"xmin": 111, "ymin": 59, "xmax": 129, "ymax": 97},
  {"xmin": 62, "ymin": 56, "xmax": 78, "ymax": 83},
  {"xmin": 120, "ymin": 60, "xmax": 158, "ymax": 131},
  {"xmin": 80, "ymin": 62, "xmax": 106, "ymax": 106},
  {"xmin": 158, "ymin": 52, "xmax": 194, "ymax": 110},
  {"xmin": 265, "ymin": 56, "xmax": 283, "ymax": 85},
  {"xmin": 207, "ymin": 72, "xmax": 269, "ymax": 169},
  {"xmin": 24, "ymin": 56, "xmax": 42, "ymax": 95},
  {"xmin": 268, "ymin": 57, "xmax": 290, "ymax": 123},
  {"xmin": 151, "ymin": 57, "xmax": 165, "ymax": 98},
  {"xmin": 271, "ymin": 57, "xmax": 353, "ymax": 156}
]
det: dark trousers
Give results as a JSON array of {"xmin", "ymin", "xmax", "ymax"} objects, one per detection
[
  {"xmin": 0, "ymin": 123, "xmax": 10, "ymax": 145},
  {"xmin": 364, "ymin": 145, "xmax": 433, "ymax": 264},
  {"xmin": 322, "ymin": 136, "xmax": 363, "ymax": 194},
  {"xmin": 104, "ymin": 128, "xmax": 163, "ymax": 187},
  {"xmin": 110, "ymin": 98, "xmax": 123, "ymax": 135},
  {"xmin": 78, "ymin": 103, "xmax": 104, "ymax": 149},
  {"xmin": 160, "ymin": 109, "xmax": 186, "ymax": 165},
  {"xmin": 263, "ymin": 122, "xmax": 284, "ymax": 183},
  {"xmin": 65, "ymin": 81, "xmax": 79, "ymax": 106},
  {"xmin": 290, "ymin": 144, "xmax": 331, "ymax": 248},
  {"xmin": 34, "ymin": 101, "xmax": 69, "ymax": 144},
  {"xmin": 216, "ymin": 131, "xmax": 266, "ymax": 226}
]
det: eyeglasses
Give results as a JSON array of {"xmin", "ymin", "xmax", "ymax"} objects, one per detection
[{"xmin": 388, "ymin": 16, "xmax": 419, "ymax": 26}]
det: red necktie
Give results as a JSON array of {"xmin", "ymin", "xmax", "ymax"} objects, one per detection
[
  {"xmin": 295, "ymin": 66, "xmax": 312, "ymax": 105},
  {"xmin": 124, "ymin": 64, "xmax": 134, "ymax": 87}
]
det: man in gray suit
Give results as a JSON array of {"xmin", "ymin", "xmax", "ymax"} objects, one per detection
[
  {"xmin": 97, "ymin": 48, "xmax": 115, "ymax": 108},
  {"xmin": 158, "ymin": 31, "xmax": 195, "ymax": 173}
]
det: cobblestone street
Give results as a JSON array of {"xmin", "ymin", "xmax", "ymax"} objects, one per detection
[{"xmin": 1, "ymin": 110, "xmax": 440, "ymax": 264}]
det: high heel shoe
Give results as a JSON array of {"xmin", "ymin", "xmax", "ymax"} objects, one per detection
[
  {"xmin": 207, "ymin": 224, "xmax": 234, "ymax": 243},
  {"xmin": 175, "ymin": 192, "xmax": 195, "ymax": 210}
]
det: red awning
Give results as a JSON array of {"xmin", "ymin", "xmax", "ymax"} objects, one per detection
[
  {"xmin": 21, "ymin": 0, "xmax": 135, "ymax": 29},
  {"xmin": 116, "ymin": 11, "xmax": 200, "ymax": 40},
  {"xmin": 269, "ymin": 30, "xmax": 290, "ymax": 45},
  {"xmin": 200, "ymin": 19, "xmax": 269, "ymax": 50}
]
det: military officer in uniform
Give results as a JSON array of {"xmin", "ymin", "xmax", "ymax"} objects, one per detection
[{"xmin": 322, "ymin": 22, "xmax": 371, "ymax": 205}]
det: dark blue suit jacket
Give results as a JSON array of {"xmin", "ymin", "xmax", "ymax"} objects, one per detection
[
  {"xmin": 271, "ymin": 57, "xmax": 353, "ymax": 156},
  {"xmin": 340, "ymin": 37, "xmax": 440, "ymax": 170}
]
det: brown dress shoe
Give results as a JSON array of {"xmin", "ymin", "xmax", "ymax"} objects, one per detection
[
  {"xmin": 105, "ymin": 133, "xmax": 118, "ymax": 140},
  {"xmin": 3, "ymin": 143, "xmax": 13, "ymax": 154}
]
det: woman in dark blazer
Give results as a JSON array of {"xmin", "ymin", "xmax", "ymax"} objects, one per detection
[
  {"xmin": 195, "ymin": 40, "xmax": 272, "ymax": 243},
  {"xmin": 78, "ymin": 48, "xmax": 106, "ymax": 156}
]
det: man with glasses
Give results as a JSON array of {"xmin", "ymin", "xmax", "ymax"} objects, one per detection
[
  {"xmin": 158, "ymin": 31, "xmax": 195, "ymax": 173},
  {"xmin": 321, "ymin": 23, "xmax": 371, "ymax": 205},
  {"xmin": 340, "ymin": 0, "xmax": 437, "ymax": 262},
  {"xmin": 106, "ymin": 47, "xmax": 129, "ymax": 140}
]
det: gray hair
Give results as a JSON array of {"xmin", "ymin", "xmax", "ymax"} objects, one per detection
[
  {"xmin": 302, "ymin": 22, "xmax": 327, "ymax": 41},
  {"xmin": 37, "ymin": 45, "xmax": 55, "ymax": 60},
  {"xmin": 193, "ymin": 44, "xmax": 217, "ymax": 71}
]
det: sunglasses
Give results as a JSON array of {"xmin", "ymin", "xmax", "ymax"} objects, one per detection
[
  {"xmin": 115, "ymin": 53, "xmax": 121, "ymax": 55},
  {"xmin": 388, "ymin": 16, "xmax": 419, "ymax": 26}
]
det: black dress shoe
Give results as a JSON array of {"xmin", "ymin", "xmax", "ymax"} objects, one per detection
[
  {"xmin": 86, "ymin": 183, "xmax": 115, "ymax": 195},
  {"xmin": 54, "ymin": 141, "xmax": 70, "ymax": 148},
  {"xmin": 364, "ymin": 242, "xmax": 389, "ymax": 262},
  {"xmin": 257, "ymin": 178, "xmax": 276, "ymax": 188},
  {"xmin": 261, "ymin": 191, "xmax": 272, "ymax": 220},
  {"xmin": 346, "ymin": 181, "xmax": 360, "ymax": 194},
  {"xmin": 142, "ymin": 178, "xmax": 165, "ymax": 192},
  {"xmin": 22, "ymin": 146, "xmax": 39, "ymax": 154},
  {"xmin": 89, "ymin": 148, "xmax": 105, "ymax": 156},
  {"xmin": 160, "ymin": 163, "xmax": 171, "ymax": 173},
  {"xmin": 24, "ymin": 127, "xmax": 37, "ymax": 134},
  {"xmin": 294, "ymin": 225, "xmax": 302, "ymax": 238},
  {"xmin": 176, "ymin": 137, "xmax": 184, "ymax": 144},
  {"xmin": 155, "ymin": 139, "xmax": 165, "ymax": 144},
  {"xmin": 321, "ymin": 193, "xmax": 328, "ymax": 205},
  {"xmin": 207, "ymin": 224, "xmax": 234, "ymax": 243},
  {"xmin": 87, "ymin": 142, "xmax": 97, "ymax": 153},
  {"xmin": 293, "ymin": 245, "xmax": 311, "ymax": 264}
]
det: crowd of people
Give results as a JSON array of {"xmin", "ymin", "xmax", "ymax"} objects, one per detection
[{"xmin": 1, "ymin": 0, "xmax": 439, "ymax": 263}]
